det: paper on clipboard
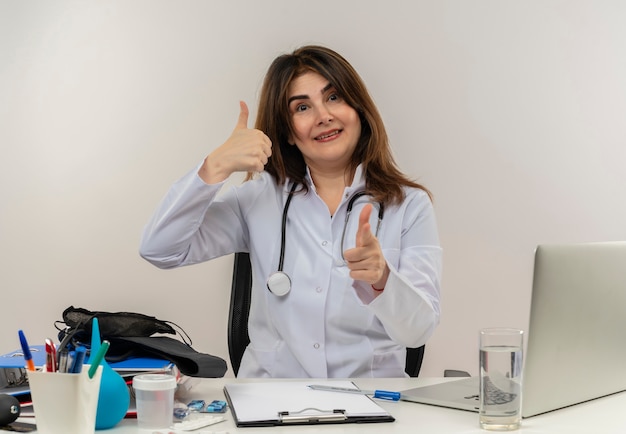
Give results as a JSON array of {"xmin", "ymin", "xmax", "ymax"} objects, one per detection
[{"xmin": 223, "ymin": 380, "xmax": 395, "ymax": 427}]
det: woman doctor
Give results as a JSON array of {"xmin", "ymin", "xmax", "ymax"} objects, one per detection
[{"xmin": 140, "ymin": 45, "xmax": 442, "ymax": 378}]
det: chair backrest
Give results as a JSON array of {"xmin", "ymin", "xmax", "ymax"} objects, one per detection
[
  {"xmin": 227, "ymin": 252, "xmax": 254, "ymax": 376},
  {"xmin": 227, "ymin": 252, "xmax": 425, "ymax": 377}
]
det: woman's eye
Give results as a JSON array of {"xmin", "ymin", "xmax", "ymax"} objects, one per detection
[
  {"xmin": 329, "ymin": 93, "xmax": 339, "ymax": 102},
  {"xmin": 295, "ymin": 104, "xmax": 308, "ymax": 112}
]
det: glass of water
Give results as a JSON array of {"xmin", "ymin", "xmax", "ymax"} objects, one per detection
[{"xmin": 479, "ymin": 328, "xmax": 524, "ymax": 431}]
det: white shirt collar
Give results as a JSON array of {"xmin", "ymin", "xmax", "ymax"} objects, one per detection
[{"xmin": 302, "ymin": 164, "xmax": 366, "ymax": 194}]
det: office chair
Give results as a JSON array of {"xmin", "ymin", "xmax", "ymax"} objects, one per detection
[{"xmin": 227, "ymin": 252, "xmax": 425, "ymax": 377}]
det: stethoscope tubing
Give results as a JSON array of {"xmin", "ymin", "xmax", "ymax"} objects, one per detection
[
  {"xmin": 277, "ymin": 182, "xmax": 298, "ymax": 272},
  {"xmin": 266, "ymin": 182, "xmax": 384, "ymax": 296}
]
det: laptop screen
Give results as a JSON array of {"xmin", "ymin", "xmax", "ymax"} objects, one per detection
[{"xmin": 521, "ymin": 241, "xmax": 626, "ymax": 417}]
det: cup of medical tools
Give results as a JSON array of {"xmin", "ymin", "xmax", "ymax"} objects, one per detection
[
  {"xmin": 27, "ymin": 366, "xmax": 103, "ymax": 434},
  {"xmin": 479, "ymin": 328, "xmax": 524, "ymax": 431},
  {"xmin": 133, "ymin": 373, "xmax": 177, "ymax": 432}
]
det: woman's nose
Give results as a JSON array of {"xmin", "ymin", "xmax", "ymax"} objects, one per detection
[{"xmin": 317, "ymin": 105, "xmax": 333, "ymax": 124}]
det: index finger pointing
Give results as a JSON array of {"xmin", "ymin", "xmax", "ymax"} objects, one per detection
[{"xmin": 356, "ymin": 203, "xmax": 374, "ymax": 247}]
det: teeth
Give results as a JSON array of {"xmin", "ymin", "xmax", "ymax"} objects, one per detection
[{"xmin": 317, "ymin": 131, "xmax": 339, "ymax": 140}]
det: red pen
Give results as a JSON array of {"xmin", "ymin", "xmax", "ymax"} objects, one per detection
[{"xmin": 45, "ymin": 338, "xmax": 57, "ymax": 372}]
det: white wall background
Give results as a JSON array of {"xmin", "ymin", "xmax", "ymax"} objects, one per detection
[{"xmin": 1, "ymin": 0, "xmax": 625, "ymax": 377}]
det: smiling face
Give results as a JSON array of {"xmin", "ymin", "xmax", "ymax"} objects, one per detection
[{"xmin": 287, "ymin": 71, "xmax": 362, "ymax": 174}]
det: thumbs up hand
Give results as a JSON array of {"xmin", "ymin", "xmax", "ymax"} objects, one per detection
[
  {"xmin": 199, "ymin": 101, "xmax": 273, "ymax": 184},
  {"xmin": 343, "ymin": 204, "xmax": 390, "ymax": 291}
]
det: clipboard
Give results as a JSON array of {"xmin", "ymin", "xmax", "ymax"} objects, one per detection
[{"xmin": 223, "ymin": 380, "xmax": 395, "ymax": 427}]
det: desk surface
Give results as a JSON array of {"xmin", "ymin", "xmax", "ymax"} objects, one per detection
[{"xmin": 21, "ymin": 377, "xmax": 626, "ymax": 433}]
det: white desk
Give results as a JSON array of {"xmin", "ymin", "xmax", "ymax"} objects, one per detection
[{"xmin": 22, "ymin": 377, "xmax": 626, "ymax": 433}]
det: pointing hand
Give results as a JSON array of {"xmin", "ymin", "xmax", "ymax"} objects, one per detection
[{"xmin": 343, "ymin": 204, "xmax": 389, "ymax": 290}]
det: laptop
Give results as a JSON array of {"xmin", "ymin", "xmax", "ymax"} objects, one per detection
[{"xmin": 401, "ymin": 241, "xmax": 626, "ymax": 418}]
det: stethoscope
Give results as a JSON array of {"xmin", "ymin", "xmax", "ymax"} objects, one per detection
[{"xmin": 266, "ymin": 183, "xmax": 385, "ymax": 296}]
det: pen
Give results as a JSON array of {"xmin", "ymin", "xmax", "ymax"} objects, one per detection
[
  {"xmin": 18, "ymin": 330, "xmax": 36, "ymax": 372},
  {"xmin": 308, "ymin": 384, "xmax": 402, "ymax": 401},
  {"xmin": 71, "ymin": 346, "xmax": 87, "ymax": 374},
  {"xmin": 88, "ymin": 340, "xmax": 110, "ymax": 379},
  {"xmin": 45, "ymin": 338, "xmax": 57, "ymax": 372},
  {"xmin": 58, "ymin": 348, "xmax": 70, "ymax": 373}
]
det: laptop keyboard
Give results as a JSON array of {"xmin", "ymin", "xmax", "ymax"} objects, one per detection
[{"xmin": 483, "ymin": 376, "xmax": 518, "ymax": 405}]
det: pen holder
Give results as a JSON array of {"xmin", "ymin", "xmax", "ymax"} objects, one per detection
[{"xmin": 27, "ymin": 366, "xmax": 102, "ymax": 434}]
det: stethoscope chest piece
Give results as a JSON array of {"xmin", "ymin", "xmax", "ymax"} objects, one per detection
[{"xmin": 267, "ymin": 271, "xmax": 291, "ymax": 296}]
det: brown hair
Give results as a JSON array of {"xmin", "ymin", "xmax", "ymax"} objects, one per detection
[{"xmin": 252, "ymin": 45, "xmax": 431, "ymax": 205}]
